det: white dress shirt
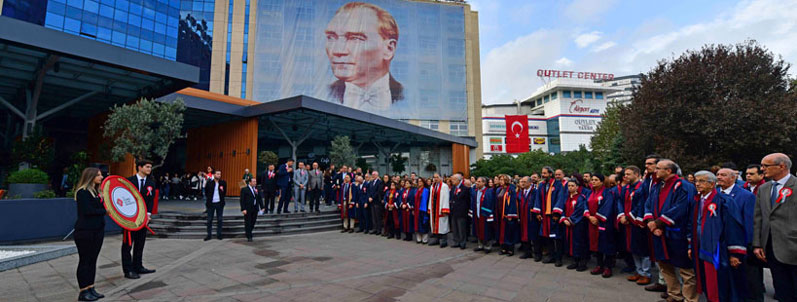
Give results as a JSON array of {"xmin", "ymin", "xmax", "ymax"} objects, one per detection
[
  {"xmin": 212, "ymin": 181, "xmax": 221, "ymax": 203},
  {"xmin": 342, "ymin": 73, "xmax": 391, "ymax": 111}
]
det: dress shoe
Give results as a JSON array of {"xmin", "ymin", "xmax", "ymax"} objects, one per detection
[
  {"xmin": 217, "ymin": 235, "xmax": 223, "ymax": 240},
  {"xmin": 355, "ymin": 230, "xmax": 363, "ymax": 233},
  {"xmin": 566, "ymin": 262, "xmax": 578, "ymax": 270},
  {"xmin": 533, "ymin": 255, "xmax": 543, "ymax": 262},
  {"xmin": 473, "ymin": 247, "xmax": 484, "ymax": 252},
  {"xmin": 660, "ymin": 292, "xmax": 669, "ymax": 299},
  {"xmin": 506, "ymin": 251, "xmax": 514, "ymax": 257},
  {"xmin": 590, "ymin": 266, "xmax": 603, "ymax": 275},
  {"xmin": 519, "ymin": 253, "xmax": 531, "ymax": 259},
  {"xmin": 204, "ymin": 236, "xmax": 211, "ymax": 241},
  {"xmin": 627, "ymin": 274, "xmax": 641, "ymax": 282},
  {"xmin": 247, "ymin": 238, "xmax": 253, "ymax": 242},
  {"xmin": 428, "ymin": 241, "xmax": 439, "ymax": 246},
  {"xmin": 555, "ymin": 259, "xmax": 563, "ymax": 267},
  {"xmin": 542, "ymin": 257, "xmax": 555, "ymax": 264},
  {"xmin": 78, "ymin": 289, "xmax": 99, "ymax": 301},
  {"xmin": 645, "ymin": 283, "xmax": 667, "ymax": 292},
  {"xmin": 89, "ymin": 287, "xmax": 104, "ymax": 299},
  {"xmin": 576, "ymin": 264, "xmax": 588, "ymax": 272},
  {"xmin": 484, "ymin": 248, "xmax": 491, "ymax": 254},
  {"xmin": 124, "ymin": 271, "xmax": 140, "ymax": 279},
  {"xmin": 636, "ymin": 276, "xmax": 652, "ymax": 285},
  {"xmin": 601, "ymin": 268, "xmax": 613, "ymax": 278},
  {"xmin": 450, "ymin": 243, "xmax": 459, "ymax": 248},
  {"xmin": 138, "ymin": 267, "xmax": 156, "ymax": 274},
  {"xmin": 348, "ymin": 229, "xmax": 354, "ymax": 233},
  {"xmin": 460, "ymin": 244, "xmax": 467, "ymax": 250},
  {"xmin": 439, "ymin": 243, "xmax": 448, "ymax": 248},
  {"xmin": 499, "ymin": 249, "xmax": 507, "ymax": 255},
  {"xmin": 340, "ymin": 229, "xmax": 347, "ymax": 233}
]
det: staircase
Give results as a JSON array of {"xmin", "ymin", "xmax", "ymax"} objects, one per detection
[{"xmin": 149, "ymin": 209, "xmax": 341, "ymax": 239}]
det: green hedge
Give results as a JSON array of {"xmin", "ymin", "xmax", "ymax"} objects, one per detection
[{"xmin": 8, "ymin": 168, "xmax": 50, "ymax": 184}]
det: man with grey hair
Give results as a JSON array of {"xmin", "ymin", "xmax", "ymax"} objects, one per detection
[
  {"xmin": 449, "ymin": 173, "xmax": 470, "ymax": 249},
  {"xmin": 754, "ymin": 153, "xmax": 797, "ymax": 301},
  {"xmin": 369, "ymin": 171, "xmax": 385, "ymax": 235},
  {"xmin": 471, "ymin": 176, "xmax": 496, "ymax": 253},
  {"xmin": 428, "ymin": 173, "xmax": 450, "ymax": 247}
]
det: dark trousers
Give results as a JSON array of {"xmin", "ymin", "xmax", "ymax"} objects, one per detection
[
  {"xmin": 358, "ymin": 205, "xmax": 372, "ymax": 231},
  {"xmin": 371, "ymin": 202, "xmax": 384, "ymax": 233},
  {"xmin": 206, "ymin": 203, "xmax": 224, "ymax": 238},
  {"xmin": 768, "ymin": 239, "xmax": 797, "ymax": 302},
  {"xmin": 619, "ymin": 250, "xmax": 636, "ymax": 269},
  {"xmin": 121, "ymin": 228, "xmax": 147, "ymax": 274},
  {"xmin": 533, "ymin": 237, "xmax": 547, "ymax": 257},
  {"xmin": 278, "ymin": 186, "xmax": 291, "ymax": 213},
  {"xmin": 264, "ymin": 191, "xmax": 276, "ymax": 213},
  {"xmin": 243, "ymin": 209, "xmax": 258, "ymax": 239},
  {"xmin": 308, "ymin": 189, "xmax": 321, "ymax": 211},
  {"xmin": 74, "ymin": 229, "xmax": 104, "ymax": 288},
  {"xmin": 451, "ymin": 216, "xmax": 468, "ymax": 246},
  {"xmin": 595, "ymin": 252, "xmax": 616, "ymax": 268}
]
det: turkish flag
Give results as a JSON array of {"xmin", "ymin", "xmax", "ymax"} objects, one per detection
[{"xmin": 505, "ymin": 115, "xmax": 529, "ymax": 153}]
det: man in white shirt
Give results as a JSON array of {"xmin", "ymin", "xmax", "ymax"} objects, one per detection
[{"xmin": 204, "ymin": 170, "xmax": 226, "ymax": 241}]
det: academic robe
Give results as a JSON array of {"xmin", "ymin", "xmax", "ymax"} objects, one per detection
[
  {"xmin": 356, "ymin": 183, "xmax": 370, "ymax": 228},
  {"xmin": 470, "ymin": 186, "xmax": 496, "ymax": 242},
  {"xmin": 586, "ymin": 186, "xmax": 617, "ymax": 254},
  {"xmin": 690, "ymin": 189, "xmax": 747, "ymax": 302},
  {"xmin": 414, "ymin": 187, "xmax": 430, "ymax": 234},
  {"xmin": 627, "ymin": 182, "xmax": 651, "ymax": 257},
  {"xmin": 338, "ymin": 182, "xmax": 356, "ymax": 219},
  {"xmin": 616, "ymin": 182, "xmax": 643, "ymax": 253},
  {"xmin": 428, "ymin": 182, "xmax": 450, "ymax": 235},
  {"xmin": 384, "ymin": 189, "xmax": 400, "ymax": 230},
  {"xmin": 562, "ymin": 190, "xmax": 589, "ymax": 258},
  {"xmin": 497, "ymin": 185, "xmax": 520, "ymax": 246},
  {"xmin": 644, "ymin": 176, "xmax": 696, "ymax": 268},
  {"xmin": 399, "ymin": 188, "xmax": 416, "ymax": 233},
  {"xmin": 517, "ymin": 187, "xmax": 536, "ymax": 243},
  {"xmin": 532, "ymin": 179, "xmax": 567, "ymax": 239}
]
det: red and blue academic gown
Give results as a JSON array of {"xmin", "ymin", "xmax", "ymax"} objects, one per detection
[
  {"xmin": 586, "ymin": 186, "xmax": 617, "ymax": 254},
  {"xmin": 518, "ymin": 187, "xmax": 536, "ymax": 244},
  {"xmin": 470, "ymin": 186, "xmax": 496, "ymax": 242},
  {"xmin": 616, "ymin": 181, "xmax": 643, "ymax": 254},
  {"xmin": 498, "ymin": 185, "xmax": 519, "ymax": 246},
  {"xmin": 690, "ymin": 189, "xmax": 747, "ymax": 302},
  {"xmin": 399, "ymin": 187, "xmax": 416, "ymax": 234},
  {"xmin": 338, "ymin": 182, "xmax": 356, "ymax": 220},
  {"xmin": 562, "ymin": 189, "xmax": 589, "ymax": 258},
  {"xmin": 414, "ymin": 187, "xmax": 429, "ymax": 234},
  {"xmin": 721, "ymin": 185, "xmax": 756, "ymax": 300},
  {"xmin": 644, "ymin": 176, "xmax": 696, "ymax": 268},
  {"xmin": 532, "ymin": 179, "xmax": 567, "ymax": 240},
  {"xmin": 384, "ymin": 189, "xmax": 400, "ymax": 231}
]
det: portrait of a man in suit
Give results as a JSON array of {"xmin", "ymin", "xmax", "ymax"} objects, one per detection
[{"xmin": 324, "ymin": 2, "xmax": 404, "ymax": 112}]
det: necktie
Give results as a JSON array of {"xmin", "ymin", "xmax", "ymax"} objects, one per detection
[
  {"xmin": 140, "ymin": 178, "xmax": 145, "ymax": 191},
  {"xmin": 771, "ymin": 181, "xmax": 780, "ymax": 206}
]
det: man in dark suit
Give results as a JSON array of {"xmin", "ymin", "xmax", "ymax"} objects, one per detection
[
  {"xmin": 240, "ymin": 177, "xmax": 263, "ymax": 242},
  {"xmin": 325, "ymin": 2, "xmax": 403, "ymax": 112},
  {"xmin": 276, "ymin": 159, "xmax": 294, "ymax": 214},
  {"xmin": 449, "ymin": 173, "xmax": 471, "ymax": 250},
  {"xmin": 753, "ymin": 153, "xmax": 797, "ymax": 302},
  {"xmin": 262, "ymin": 164, "xmax": 278, "ymax": 214},
  {"xmin": 718, "ymin": 168, "xmax": 762, "ymax": 301},
  {"xmin": 123, "ymin": 159, "xmax": 157, "ymax": 279},
  {"xmin": 368, "ymin": 171, "xmax": 385, "ymax": 235},
  {"xmin": 204, "ymin": 170, "xmax": 226, "ymax": 241}
]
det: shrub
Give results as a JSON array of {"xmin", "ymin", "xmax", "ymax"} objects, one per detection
[
  {"xmin": 7, "ymin": 168, "xmax": 49, "ymax": 184},
  {"xmin": 33, "ymin": 190, "xmax": 56, "ymax": 199}
]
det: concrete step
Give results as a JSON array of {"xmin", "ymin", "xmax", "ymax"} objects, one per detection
[
  {"xmin": 149, "ymin": 218, "xmax": 340, "ymax": 233},
  {"xmin": 153, "ymin": 209, "xmax": 338, "ymax": 220},
  {"xmin": 151, "ymin": 224, "xmax": 341, "ymax": 239},
  {"xmin": 150, "ymin": 213, "xmax": 340, "ymax": 226}
]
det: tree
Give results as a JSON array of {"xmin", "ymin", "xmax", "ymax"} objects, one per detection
[
  {"xmin": 103, "ymin": 98, "xmax": 185, "ymax": 169},
  {"xmin": 619, "ymin": 40, "xmax": 797, "ymax": 172},
  {"xmin": 590, "ymin": 104, "xmax": 627, "ymax": 172},
  {"xmin": 11, "ymin": 127, "xmax": 55, "ymax": 170},
  {"xmin": 329, "ymin": 135, "xmax": 355, "ymax": 167},
  {"xmin": 355, "ymin": 158, "xmax": 371, "ymax": 172},
  {"xmin": 470, "ymin": 147, "xmax": 601, "ymax": 178},
  {"xmin": 390, "ymin": 154, "xmax": 407, "ymax": 174},
  {"xmin": 258, "ymin": 151, "xmax": 278, "ymax": 167}
]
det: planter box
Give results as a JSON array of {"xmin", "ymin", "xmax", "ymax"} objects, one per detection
[
  {"xmin": 0, "ymin": 198, "xmax": 121, "ymax": 243},
  {"xmin": 8, "ymin": 184, "xmax": 48, "ymax": 198}
]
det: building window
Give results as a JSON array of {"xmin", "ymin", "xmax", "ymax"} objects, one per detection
[
  {"xmin": 585, "ymin": 91, "xmax": 593, "ymax": 99},
  {"xmin": 595, "ymin": 91, "xmax": 603, "ymax": 99},
  {"xmin": 420, "ymin": 120, "xmax": 439, "ymax": 130},
  {"xmin": 550, "ymin": 92, "xmax": 557, "ymax": 100},
  {"xmin": 449, "ymin": 121, "xmax": 468, "ymax": 136},
  {"xmin": 543, "ymin": 95, "xmax": 549, "ymax": 103},
  {"xmin": 536, "ymin": 99, "xmax": 542, "ymax": 106},
  {"xmin": 562, "ymin": 90, "xmax": 571, "ymax": 98},
  {"xmin": 573, "ymin": 90, "xmax": 582, "ymax": 98}
]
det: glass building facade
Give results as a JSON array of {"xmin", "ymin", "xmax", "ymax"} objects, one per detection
[{"xmin": 176, "ymin": 0, "xmax": 214, "ymax": 90}]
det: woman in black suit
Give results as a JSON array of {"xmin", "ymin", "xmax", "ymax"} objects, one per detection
[{"xmin": 73, "ymin": 167, "xmax": 106, "ymax": 301}]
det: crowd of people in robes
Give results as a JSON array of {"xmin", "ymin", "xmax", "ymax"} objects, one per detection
[{"xmin": 328, "ymin": 152, "xmax": 797, "ymax": 302}]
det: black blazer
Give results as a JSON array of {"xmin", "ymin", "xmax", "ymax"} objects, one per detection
[
  {"xmin": 127, "ymin": 175, "xmax": 155, "ymax": 213},
  {"xmin": 450, "ymin": 184, "xmax": 471, "ymax": 218},
  {"xmin": 204, "ymin": 179, "xmax": 227, "ymax": 207},
  {"xmin": 74, "ymin": 189, "xmax": 107, "ymax": 231},
  {"xmin": 240, "ymin": 186, "xmax": 264, "ymax": 212},
  {"xmin": 328, "ymin": 74, "xmax": 404, "ymax": 104},
  {"xmin": 262, "ymin": 170, "xmax": 278, "ymax": 193}
]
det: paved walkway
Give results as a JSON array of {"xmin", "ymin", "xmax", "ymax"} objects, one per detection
[{"xmin": 0, "ymin": 231, "xmax": 777, "ymax": 302}]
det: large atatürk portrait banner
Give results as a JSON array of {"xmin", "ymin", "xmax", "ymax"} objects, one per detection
[{"xmin": 252, "ymin": 0, "xmax": 468, "ymax": 120}]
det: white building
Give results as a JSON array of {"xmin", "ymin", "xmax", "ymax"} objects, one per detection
[
  {"xmin": 598, "ymin": 74, "xmax": 642, "ymax": 106},
  {"xmin": 482, "ymin": 78, "xmax": 621, "ymax": 157}
]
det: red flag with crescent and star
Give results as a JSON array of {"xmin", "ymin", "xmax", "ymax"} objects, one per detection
[{"xmin": 505, "ymin": 115, "xmax": 529, "ymax": 153}]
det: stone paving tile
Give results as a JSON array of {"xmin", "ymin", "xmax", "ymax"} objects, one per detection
[{"xmin": 0, "ymin": 231, "xmax": 781, "ymax": 302}]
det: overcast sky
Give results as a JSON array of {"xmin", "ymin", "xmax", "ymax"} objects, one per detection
[{"xmin": 470, "ymin": 0, "xmax": 797, "ymax": 105}]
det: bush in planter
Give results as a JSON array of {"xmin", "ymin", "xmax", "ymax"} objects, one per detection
[
  {"xmin": 33, "ymin": 190, "xmax": 56, "ymax": 199},
  {"xmin": 8, "ymin": 168, "xmax": 49, "ymax": 184}
]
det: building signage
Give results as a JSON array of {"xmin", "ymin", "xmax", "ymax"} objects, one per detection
[
  {"xmin": 537, "ymin": 69, "xmax": 614, "ymax": 80},
  {"xmin": 533, "ymin": 137, "xmax": 546, "ymax": 145},
  {"xmin": 573, "ymin": 119, "xmax": 598, "ymax": 131},
  {"xmin": 568, "ymin": 99, "xmax": 600, "ymax": 114}
]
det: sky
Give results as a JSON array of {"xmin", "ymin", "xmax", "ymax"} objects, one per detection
[{"xmin": 469, "ymin": 0, "xmax": 797, "ymax": 104}]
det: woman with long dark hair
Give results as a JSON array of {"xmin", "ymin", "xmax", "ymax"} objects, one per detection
[{"xmin": 73, "ymin": 168, "xmax": 106, "ymax": 301}]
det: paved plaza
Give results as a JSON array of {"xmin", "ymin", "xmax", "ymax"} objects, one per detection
[{"xmin": 0, "ymin": 230, "xmax": 777, "ymax": 302}]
